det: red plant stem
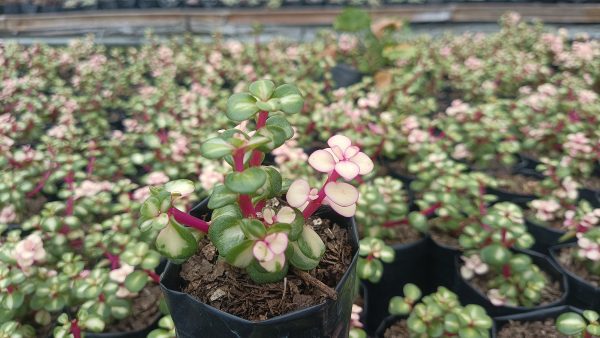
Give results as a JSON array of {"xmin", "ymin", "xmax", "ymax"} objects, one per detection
[
  {"xmin": 584, "ymin": 331, "xmax": 592, "ymax": 338},
  {"xmin": 501, "ymin": 228, "xmax": 507, "ymax": 247},
  {"xmin": 383, "ymin": 202, "xmax": 442, "ymax": 228},
  {"xmin": 86, "ymin": 157, "xmax": 96, "ymax": 177},
  {"xmin": 104, "ymin": 252, "xmax": 120, "ymax": 270},
  {"xmin": 302, "ymin": 171, "xmax": 341, "ymax": 219},
  {"xmin": 233, "ymin": 149, "xmax": 256, "ymax": 218},
  {"xmin": 27, "ymin": 168, "xmax": 54, "ymax": 197},
  {"xmin": 65, "ymin": 170, "xmax": 75, "ymax": 216},
  {"xmin": 502, "ymin": 264, "xmax": 511, "ymax": 278},
  {"xmin": 169, "ymin": 207, "xmax": 209, "ymax": 233},
  {"xmin": 249, "ymin": 111, "xmax": 269, "ymax": 167},
  {"xmin": 70, "ymin": 320, "xmax": 82, "ymax": 338},
  {"xmin": 371, "ymin": 138, "xmax": 386, "ymax": 160},
  {"xmin": 144, "ymin": 269, "xmax": 161, "ymax": 283}
]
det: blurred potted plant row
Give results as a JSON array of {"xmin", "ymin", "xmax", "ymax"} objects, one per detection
[{"xmin": 1, "ymin": 9, "xmax": 599, "ymax": 338}]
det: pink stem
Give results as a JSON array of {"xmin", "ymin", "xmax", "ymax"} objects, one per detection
[
  {"xmin": 233, "ymin": 149, "xmax": 256, "ymax": 218},
  {"xmin": 302, "ymin": 171, "xmax": 340, "ymax": 219},
  {"xmin": 27, "ymin": 168, "xmax": 54, "ymax": 197},
  {"xmin": 70, "ymin": 320, "xmax": 82, "ymax": 338},
  {"xmin": 144, "ymin": 269, "xmax": 161, "ymax": 283},
  {"xmin": 86, "ymin": 157, "xmax": 96, "ymax": 177},
  {"xmin": 249, "ymin": 111, "xmax": 269, "ymax": 167},
  {"xmin": 65, "ymin": 171, "xmax": 75, "ymax": 216},
  {"xmin": 169, "ymin": 207, "xmax": 209, "ymax": 233},
  {"xmin": 502, "ymin": 263, "xmax": 511, "ymax": 278},
  {"xmin": 105, "ymin": 252, "xmax": 120, "ymax": 270}
]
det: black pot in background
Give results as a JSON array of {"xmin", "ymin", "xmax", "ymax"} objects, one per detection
[
  {"xmin": 362, "ymin": 236, "xmax": 431, "ymax": 334},
  {"xmin": 117, "ymin": 0, "xmax": 137, "ymax": 7},
  {"xmin": 492, "ymin": 305, "xmax": 583, "ymax": 338},
  {"xmin": 137, "ymin": 0, "xmax": 157, "ymax": 8},
  {"xmin": 454, "ymin": 248, "xmax": 568, "ymax": 317},
  {"xmin": 161, "ymin": 200, "xmax": 360, "ymax": 338},
  {"xmin": 98, "ymin": 0, "xmax": 119, "ymax": 8},
  {"xmin": 427, "ymin": 236, "xmax": 462, "ymax": 291},
  {"xmin": 4, "ymin": 3, "xmax": 21, "ymax": 14},
  {"xmin": 579, "ymin": 187, "xmax": 600, "ymax": 208},
  {"xmin": 374, "ymin": 314, "xmax": 407, "ymax": 338},
  {"xmin": 550, "ymin": 243, "xmax": 600, "ymax": 311},
  {"xmin": 157, "ymin": 0, "xmax": 181, "ymax": 7},
  {"xmin": 19, "ymin": 1, "xmax": 39, "ymax": 14},
  {"xmin": 525, "ymin": 219, "xmax": 575, "ymax": 254},
  {"xmin": 331, "ymin": 63, "xmax": 363, "ymax": 89}
]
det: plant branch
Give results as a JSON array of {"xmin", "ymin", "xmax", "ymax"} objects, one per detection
[
  {"xmin": 249, "ymin": 111, "xmax": 269, "ymax": 167},
  {"xmin": 27, "ymin": 166, "xmax": 55, "ymax": 198},
  {"xmin": 302, "ymin": 171, "xmax": 340, "ymax": 219},
  {"xmin": 169, "ymin": 207, "xmax": 210, "ymax": 233},
  {"xmin": 292, "ymin": 267, "xmax": 337, "ymax": 300},
  {"xmin": 233, "ymin": 148, "xmax": 256, "ymax": 218}
]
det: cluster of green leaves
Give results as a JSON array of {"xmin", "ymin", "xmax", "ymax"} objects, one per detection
[
  {"xmin": 356, "ymin": 176, "xmax": 409, "ymax": 237},
  {"xmin": 357, "ymin": 237, "xmax": 395, "ymax": 283},
  {"xmin": 388, "ymin": 284, "xmax": 493, "ymax": 338},
  {"xmin": 556, "ymin": 310, "xmax": 600, "ymax": 337}
]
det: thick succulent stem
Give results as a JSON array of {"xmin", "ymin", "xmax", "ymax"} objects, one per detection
[
  {"xmin": 169, "ymin": 207, "xmax": 209, "ymax": 233},
  {"xmin": 302, "ymin": 171, "xmax": 340, "ymax": 219},
  {"xmin": 233, "ymin": 148, "xmax": 256, "ymax": 218},
  {"xmin": 70, "ymin": 320, "xmax": 82, "ymax": 338},
  {"xmin": 249, "ymin": 111, "xmax": 269, "ymax": 167}
]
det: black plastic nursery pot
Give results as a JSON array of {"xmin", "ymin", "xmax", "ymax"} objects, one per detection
[
  {"xmin": 579, "ymin": 187, "xmax": 600, "ymax": 208},
  {"xmin": 160, "ymin": 200, "xmax": 360, "ymax": 338},
  {"xmin": 427, "ymin": 236, "xmax": 462, "ymax": 291},
  {"xmin": 330, "ymin": 63, "xmax": 363, "ymax": 89},
  {"xmin": 485, "ymin": 185, "xmax": 537, "ymax": 208},
  {"xmin": 375, "ymin": 314, "xmax": 495, "ymax": 338},
  {"xmin": 525, "ymin": 219, "xmax": 575, "ymax": 254},
  {"xmin": 550, "ymin": 243, "xmax": 600, "ymax": 311},
  {"xmin": 454, "ymin": 249, "xmax": 568, "ymax": 317},
  {"xmin": 362, "ymin": 236, "xmax": 431, "ymax": 334},
  {"xmin": 492, "ymin": 305, "xmax": 583, "ymax": 338}
]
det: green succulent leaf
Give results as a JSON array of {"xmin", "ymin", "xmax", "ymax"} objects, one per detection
[
  {"xmin": 208, "ymin": 184, "xmax": 238, "ymax": 209},
  {"xmin": 208, "ymin": 216, "xmax": 245, "ymax": 257},
  {"xmin": 287, "ymin": 242, "xmax": 320, "ymax": 271},
  {"xmin": 224, "ymin": 168, "xmax": 267, "ymax": 194},
  {"xmin": 227, "ymin": 93, "xmax": 259, "ymax": 121},
  {"xmin": 249, "ymin": 80, "xmax": 275, "ymax": 101},
  {"xmin": 556, "ymin": 312, "xmax": 586, "ymax": 335},
  {"xmin": 124, "ymin": 271, "xmax": 148, "ymax": 293},
  {"xmin": 155, "ymin": 220, "xmax": 199, "ymax": 260},
  {"xmin": 246, "ymin": 260, "xmax": 289, "ymax": 284},
  {"xmin": 201, "ymin": 137, "xmax": 234, "ymax": 159},
  {"xmin": 225, "ymin": 240, "xmax": 255, "ymax": 268},
  {"xmin": 297, "ymin": 225, "xmax": 325, "ymax": 260}
]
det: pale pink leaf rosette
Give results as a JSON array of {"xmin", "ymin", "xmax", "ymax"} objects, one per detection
[
  {"xmin": 308, "ymin": 135, "xmax": 374, "ymax": 181},
  {"xmin": 253, "ymin": 232, "xmax": 289, "ymax": 272}
]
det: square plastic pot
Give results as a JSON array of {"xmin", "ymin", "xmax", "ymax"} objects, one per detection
[
  {"xmin": 550, "ymin": 243, "xmax": 600, "ymax": 311},
  {"xmin": 427, "ymin": 236, "xmax": 462, "ymax": 290},
  {"xmin": 454, "ymin": 248, "xmax": 568, "ymax": 317},
  {"xmin": 159, "ymin": 199, "xmax": 360, "ymax": 338}
]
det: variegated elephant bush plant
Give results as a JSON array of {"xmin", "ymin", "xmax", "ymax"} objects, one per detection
[{"xmin": 139, "ymin": 80, "xmax": 373, "ymax": 283}]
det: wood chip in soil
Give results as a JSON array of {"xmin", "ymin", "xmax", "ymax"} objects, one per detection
[
  {"xmin": 492, "ymin": 171, "xmax": 542, "ymax": 196},
  {"xmin": 557, "ymin": 247, "xmax": 600, "ymax": 287},
  {"xmin": 384, "ymin": 318, "xmax": 410, "ymax": 338},
  {"xmin": 105, "ymin": 284, "xmax": 161, "ymax": 332},
  {"xmin": 469, "ymin": 270, "xmax": 563, "ymax": 307},
  {"xmin": 180, "ymin": 217, "xmax": 353, "ymax": 321},
  {"xmin": 498, "ymin": 319, "xmax": 566, "ymax": 338}
]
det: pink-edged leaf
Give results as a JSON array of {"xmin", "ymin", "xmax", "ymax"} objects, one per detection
[
  {"xmin": 253, "ymin": 241, "xmax": 274, "ymax": 262},
  {"xmin": 335, "ymin": 161, "xmax": 360, "ymax": 181},
  {"xmin": 349, "ymin": 152, "xmax": 374, "ymax": 175},
  {"xmin": 286, "ymin": 179, "xmax": 310, "ymax": 208},
  {"xmin": 327, "ymin": 135, "xmax": 351, "ymax": 150},
  {"xmin": 265, "ymin": 232, "xmax": 288, "ymax": 255},
  {"xmin": 276, "ymin": 206, "xmax": 296, "ymax": 224},
  {"xmin": 262, "ymin": 207, "xmax": 276, "ymax": 224},
  {"xmin": 325, "ymin": 198, "xmax": 357, "ymax": 217},
  {"xmin": 308, "ymin": 149, "xmax": 336, "ymax": 173},
  {"xmin": 324, "ymin": 181, "xmax": 359, "ymax": 207},
  {"xmin": 259, "ymin": 252, "xmax": 285, "ymax": 272},
  {"xmin": 344, "ymin": 146, "xmax": 360, "ymax": 159}
]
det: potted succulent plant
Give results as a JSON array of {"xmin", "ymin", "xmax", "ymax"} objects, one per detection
[
  {"xmin": 493, "ymin": 305, "xmax": 587, "ymax": 337},
  {"xmin": 140, "ymin": 80, "xmax": 374, "ymax": 337},
  {"xmin": 551, "ymin": 227, "xmax": 600, "ymax": 311},
  {"xmin": 376, "ymin": 283, "xmax": 493, "ymax": 338}
]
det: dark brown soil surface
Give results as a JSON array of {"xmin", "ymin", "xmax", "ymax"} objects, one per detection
[
  {"xmin": 497, "ymin": 319, "xmax": 566, "ymax": 338},
  {"xmin": 583, "ymin": 176, "xmax": 600, "ymax": 190},
  {"xmin": 106, "ymin": 284, "xmax": 161, "ymax": 332},
  {"xmin": 383, "ymin": 223, "xmax": 423, "ymax": 247},
  {"xmin": 492, "ymin": 171, "xmax": 542, "ymax": 196},
  {"xmin": 469, "ymin": 270, "xmax": 563, "ymax": 307},
  {"xmin": 430, "ymin": 228, "xmax": 461, "ymax": 250},
  {"xmin": 383, "ymin": 160, "xmax": 413, "ymax": 180},
  {"xmin": 557, "ymin": 247, "xmax": 600, "ymax": 287},
  {"xmin": 383, "ymin": 318, "xmax": 410, "ymax": 338},
  {"xmin": 181, "ymin": 217, "xmax": 353, "ymax": 321}
]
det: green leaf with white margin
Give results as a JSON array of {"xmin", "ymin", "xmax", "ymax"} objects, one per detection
[
  {"xmin": 357, "ymin": 258, "xmax": 383, "ymax": 283},
  {"xmin": 249, "ymin": 80, "xmax": 275, "ymax": 101},
  {"xmin": 266, "ymin": 115, "xmax": 294, "ymax": 139},
  {"xmin": 227, "ymin": 93, "xmax": 259, "ymax": 121},
  {"xmin": 140, "ymin": 197, "xmax": 160, "ymax": 219},
  {"xmin": 108, "ymin": 298, "xmax": 131, "ymax": 320},
  {"xmin": 141, "ymin": 251, "xmax": 161, "ymax": 269},
  {"xmin": 155, "ymin": 220, "xmax": 199, "ymax": 260},
  {"xmin": 208, "ymin": 184, "xmax": 238, "ymax": 209},
  {"xmin": 3, "ymin": 291, "xmax": 24, "ymax": 309},
  {"xmin": 240, "ymin": 219, "xmax": 267, "ymax": 239},
  {"xmin": 480, "ymin": 244, "xmax": 510, "ymax": 267},
  {"xmin": 403, "ymin": 283, "xmax": 422, "ymax": 302},
  {"xmin": 124, "ymin": 271, "xmax": 148, "ymax": 293},
  {"xmin": 224, "ymin": 167, "xmax": 267, "ymax": 194},
  {"xmin": 380, "ymin": 245, "xmax": 395, "ymax": 263},
  {"xmin": 556, "ymin": 312, "xmax": 586, "ymax": 335},
  {"xmin": 165, "ymin": 180, "xmax": 195, "ymax": 198},
  {"xmin": 256, "ymin": 99, "xmax": 280, "ymax": 112},
  {"xmin": 583, "ymin": 310, "xmax": 599, "ymax": 322},
  {"xmin": 201, "ymin": 137, "xmax": 234, "ymax": 159},
  {"xmin": 287, "ymin": 242, "xmax": 320, "ymax": 270},
  {"xmin": 388, "ymin": 296, "xmax": 411, "ymax": 315},
  {"xmin": 83, "ymin": 316, "xmax": 105, "ymax": 332},
  {"xmin": 272, "ymin": 84, "xmax": 304, "ymax": 114},
  {"xmin": 225, "ymin": 240, "xmax": 255, "ymax": 268},
  {"xmin": 208, "ymin": 216, "xmax": 245, "ymax": 257},
  {"xmin": 246, "ymin": 260, "xmax": 288, "ymax": 284},
  {"xmin": 211, "ymin": 204, "xmax": 242, "ymax": 220},
  {"xmin": 297, "ymin": 225, "xmax": 325, "ymax": 260},
  {"xmin": 286, "ymin": 208, "xmax": 305, "ymax": 241},
  {"xmin": 254, "ymin": 166, "xmax": 283, "ymax": 201}
]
